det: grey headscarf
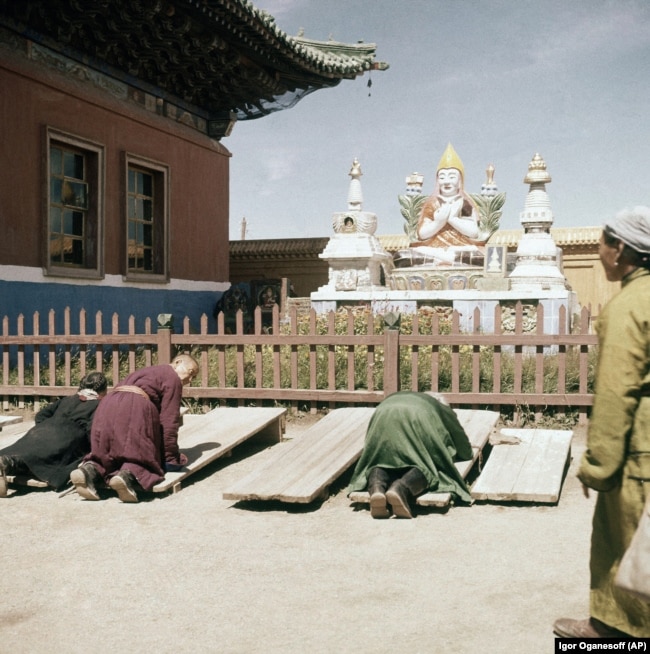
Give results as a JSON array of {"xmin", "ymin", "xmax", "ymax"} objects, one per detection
[{"xmin": 605, "ymin": 206, "xmax": 650, "ymax": 254}]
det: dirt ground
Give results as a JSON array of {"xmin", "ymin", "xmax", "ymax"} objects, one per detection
[{"xmin": 0, "ymin": 411, "xmax": 593, "ymax": 654}]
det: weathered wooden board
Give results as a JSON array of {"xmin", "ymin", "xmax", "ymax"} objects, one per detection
[
  {"xmin": 153, "ymin": 407, "xmax": 286, "ymax": 493},
  {"xmin": 0, "ymin": 415, "xmax": 23, "ymax": 430},
  {"xmin": 0, "ymin": 420, "xmax": 35, "ymax": 443},
  {"xmin": 349, "ymin": 409, "xmax": 501, "ymax": 509},
  {"xmin": 470, "ymin": 428, "xmax": 573, "ymax": 503},
  {"xmin": 223, "ymin": 407, "xmax": 376, "ymax": 504},
  {"xmin": 1, "ymin": 410, "xmax": 286, "ymax": 495}
]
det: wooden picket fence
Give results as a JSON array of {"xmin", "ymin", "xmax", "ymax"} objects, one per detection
[{"xmin": 0, "ymin": 302, "xmax": 598, "ymax": 423}]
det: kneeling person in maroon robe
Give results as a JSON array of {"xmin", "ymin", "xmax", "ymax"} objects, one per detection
[{"xmin": 70, "ymin": 354, "xmax": 199, "ymax": 503}]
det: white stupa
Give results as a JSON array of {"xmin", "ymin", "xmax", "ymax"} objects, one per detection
[
  {"xmin": 316, "ymin": 159, "xmax": 392, "ymax": 292},
  {"xmin": 508, "ymin": 154, "xmax": 569, "ymax": 291}
]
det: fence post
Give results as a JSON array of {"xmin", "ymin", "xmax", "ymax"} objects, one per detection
[
  {"xmin": 383, "ymin": 312, "xmax": 401, "ymax": 397},
  {"xmin": 156, "ymin": 313, "xmax": 174, "ymax": 364}
]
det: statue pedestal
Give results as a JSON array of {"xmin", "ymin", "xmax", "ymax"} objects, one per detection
[
  {"xmin": 317, "ymin": 232, "xmax": 393, "ymax": 292},
  {"xmin": 310, "ymin": 287, "xmax": 578, "ymax": 335},
  {"xmin": 389, "ymin": 265, "xmax": 485, "ymax": 292}
]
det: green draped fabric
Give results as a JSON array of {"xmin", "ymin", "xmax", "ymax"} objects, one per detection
[
  {"xmin": 578, "ymin": 267, "xmax": 650, "ymax": 637},
  {"xmin": 347, "ymin": 391, "xmax": 474, "ymax": 503}
]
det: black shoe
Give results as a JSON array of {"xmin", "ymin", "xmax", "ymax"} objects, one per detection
[
  {"xmin": 367, "ymin": 467, "xmax": 392, "ymax": 519},
  {"xmin": 0, "ymin": 456, "xmax": 30, "ymax": 498},
  {"xmin": 0, "ymin": 455, "xmax": 10, "ymax": 498},
  {"xmin": 553, "ymin": 617, "xmax": 627, "ymax": 638},
  {"xmin": 385, "ymin": 468, "xmax": 428, "ymax": 519},
  {"xmin": 109, "ymin": 470, "xmax": 139, "ymax": 503},
  {"xmin": 386, "ymin": 480, "xmax": 414, "ymax": 518},
  {"xmin": 70, "ymin": 462, "xmax": 101, "ymax": 501}
]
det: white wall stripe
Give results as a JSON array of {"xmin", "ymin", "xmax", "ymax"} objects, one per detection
[{"xmin": 0, "ymin": 265, "xmax": 229, "ymax": 293}]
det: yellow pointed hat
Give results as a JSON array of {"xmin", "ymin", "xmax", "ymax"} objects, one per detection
[{"xmin": 437, "ymin": 143, "xmax": 465, "ymax": 178}]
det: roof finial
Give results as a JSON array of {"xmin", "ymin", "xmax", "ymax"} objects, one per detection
[
  {"xmin": 348, "ymin": 158, "xmax": 363, "ymax": 211},
  {"xmin": 481, "ymin": 163, "xmax": 498, "ymax": 198}
]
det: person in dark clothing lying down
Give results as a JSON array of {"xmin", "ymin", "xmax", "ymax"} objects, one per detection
[{"xmin": 0, "ymin": 371, "xmax": 108, "ymax": 496}]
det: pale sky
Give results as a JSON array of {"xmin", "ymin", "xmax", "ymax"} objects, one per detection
[{"xmin": 227, "ymin": 0, "xmax": 650, "ymax": 241}]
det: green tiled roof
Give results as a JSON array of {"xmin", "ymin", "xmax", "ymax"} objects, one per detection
[{"xmin": 0, "ymin": 0, "xmax": 388, "ymax": 125}]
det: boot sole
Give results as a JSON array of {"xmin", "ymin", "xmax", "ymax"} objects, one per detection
[
  {"xmin": 369, "ymin": 492, "xmax": 390, "ymax": 519},
  {"xmin": 386, "ymin": 489, "xmax": 413, "ymax": 518},
  {"xmin": 552, "ymin": 618, "xmax": 625, "ymax": 639},
  {"xmin": 69, "ymin": 468, "xmax": 99, "ymax": 501},
  {"xmin": 109, "ymin": 475, "xmax": 139, "ymax": 503}
]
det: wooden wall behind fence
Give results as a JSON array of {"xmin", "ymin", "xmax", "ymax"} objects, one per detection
[{"xmin": 1, "ymin": 303, "xmax": 598, "ymax": 423}]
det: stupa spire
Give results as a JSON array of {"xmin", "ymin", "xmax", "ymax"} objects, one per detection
[
  {"xmin": 508, "ymin": 154, "xmax": 568, "ymax": 291},
  {"xmin": 520, "ymin": 153, "xmax": 553, "ymax": 230},
  {"xmin": 347, "ymin": 158, "xmax": 363, "ymax": 211}
]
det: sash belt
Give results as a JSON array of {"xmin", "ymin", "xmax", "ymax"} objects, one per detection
[{"xmin": 113, "ymin": 385, "xmax": 149, "ymax": 400}]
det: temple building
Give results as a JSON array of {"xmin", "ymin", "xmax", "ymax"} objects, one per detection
[{"xmin": 0, "ymin": 0, "xmax": 387, "ymax": 332}]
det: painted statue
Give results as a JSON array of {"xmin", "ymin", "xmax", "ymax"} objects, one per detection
[
  {"xmin": 395, "ymin": 144, "xmax": 499, "ymax": 269},
  {"xmin": 415, "ymin": 143, "xmax": 481, "ymax": 249}
]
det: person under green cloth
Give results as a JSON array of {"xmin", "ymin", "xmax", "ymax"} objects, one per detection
[{"xmin": 347, "ymin": 391, "xmax": 474, "ymax": 519}]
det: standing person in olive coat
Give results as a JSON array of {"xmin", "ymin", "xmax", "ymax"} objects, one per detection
[{"xmin": 554, "ymin": 207, "xmax": 650, "ymax": 638}]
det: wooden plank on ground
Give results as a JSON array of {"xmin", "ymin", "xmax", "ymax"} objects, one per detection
[
  {"xmin": 154, "ymin": 407, "xmax": 286, "ymax": 493},
  {"xmin": 0, "ymin": 415, "xmax": 23, "ymax": 430},
  {"xmin": 223, "ymin": 407, "xmax": 376, "ymax": 504},
  {"xmin": 349, "ymin": 409, "xmax": 501, "ymax": 509},
  {"xmin": 0, "ymin": 420, "xmax": 35, "ymax": 443},
  {"xmin": 1, "ymin": 410, "xmax": 286, "ymax": 495},
  {"xmin": 470, "ymin": 428, "xmax": 573, "ymax": 503}
]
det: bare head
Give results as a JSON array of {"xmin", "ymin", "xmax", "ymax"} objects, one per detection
[{"xmin": 170, "ymin": 354, "xmax": 199, "ymax": 386}]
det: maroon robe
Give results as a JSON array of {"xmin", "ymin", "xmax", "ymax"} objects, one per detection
[{"xmin": 85, "ymin": 364, "xmax": 183, "ymax": 491}]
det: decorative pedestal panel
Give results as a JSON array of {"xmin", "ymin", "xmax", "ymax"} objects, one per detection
[{"xmin": 310, "ymin": 287, "xmax": 578, "ymax": 335}]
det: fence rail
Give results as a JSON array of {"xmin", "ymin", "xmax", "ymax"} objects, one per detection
[{"xmin": 0, "ymin": 303, "xmax": 598, "ymax": 424}]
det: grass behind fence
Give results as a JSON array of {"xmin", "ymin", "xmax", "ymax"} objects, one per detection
[{"xmin": 2, "ymin": 307, "xmax": 597, "ymax": 425}]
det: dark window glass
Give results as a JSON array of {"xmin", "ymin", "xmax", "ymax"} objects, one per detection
[
  {"xmin": 64, "ymin": 151, "xmax": 84, "ymax": 179},
  {"xmin": 127, "ymin": 167, "xmax": 157, "ymax": 273},
  {"xmin": 49, "ymin": 143, "xmax": 89, "ymax": 269},
  {"xmin": 50, "ymin": 147, "xmax": 62, "ymax": 175}
]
